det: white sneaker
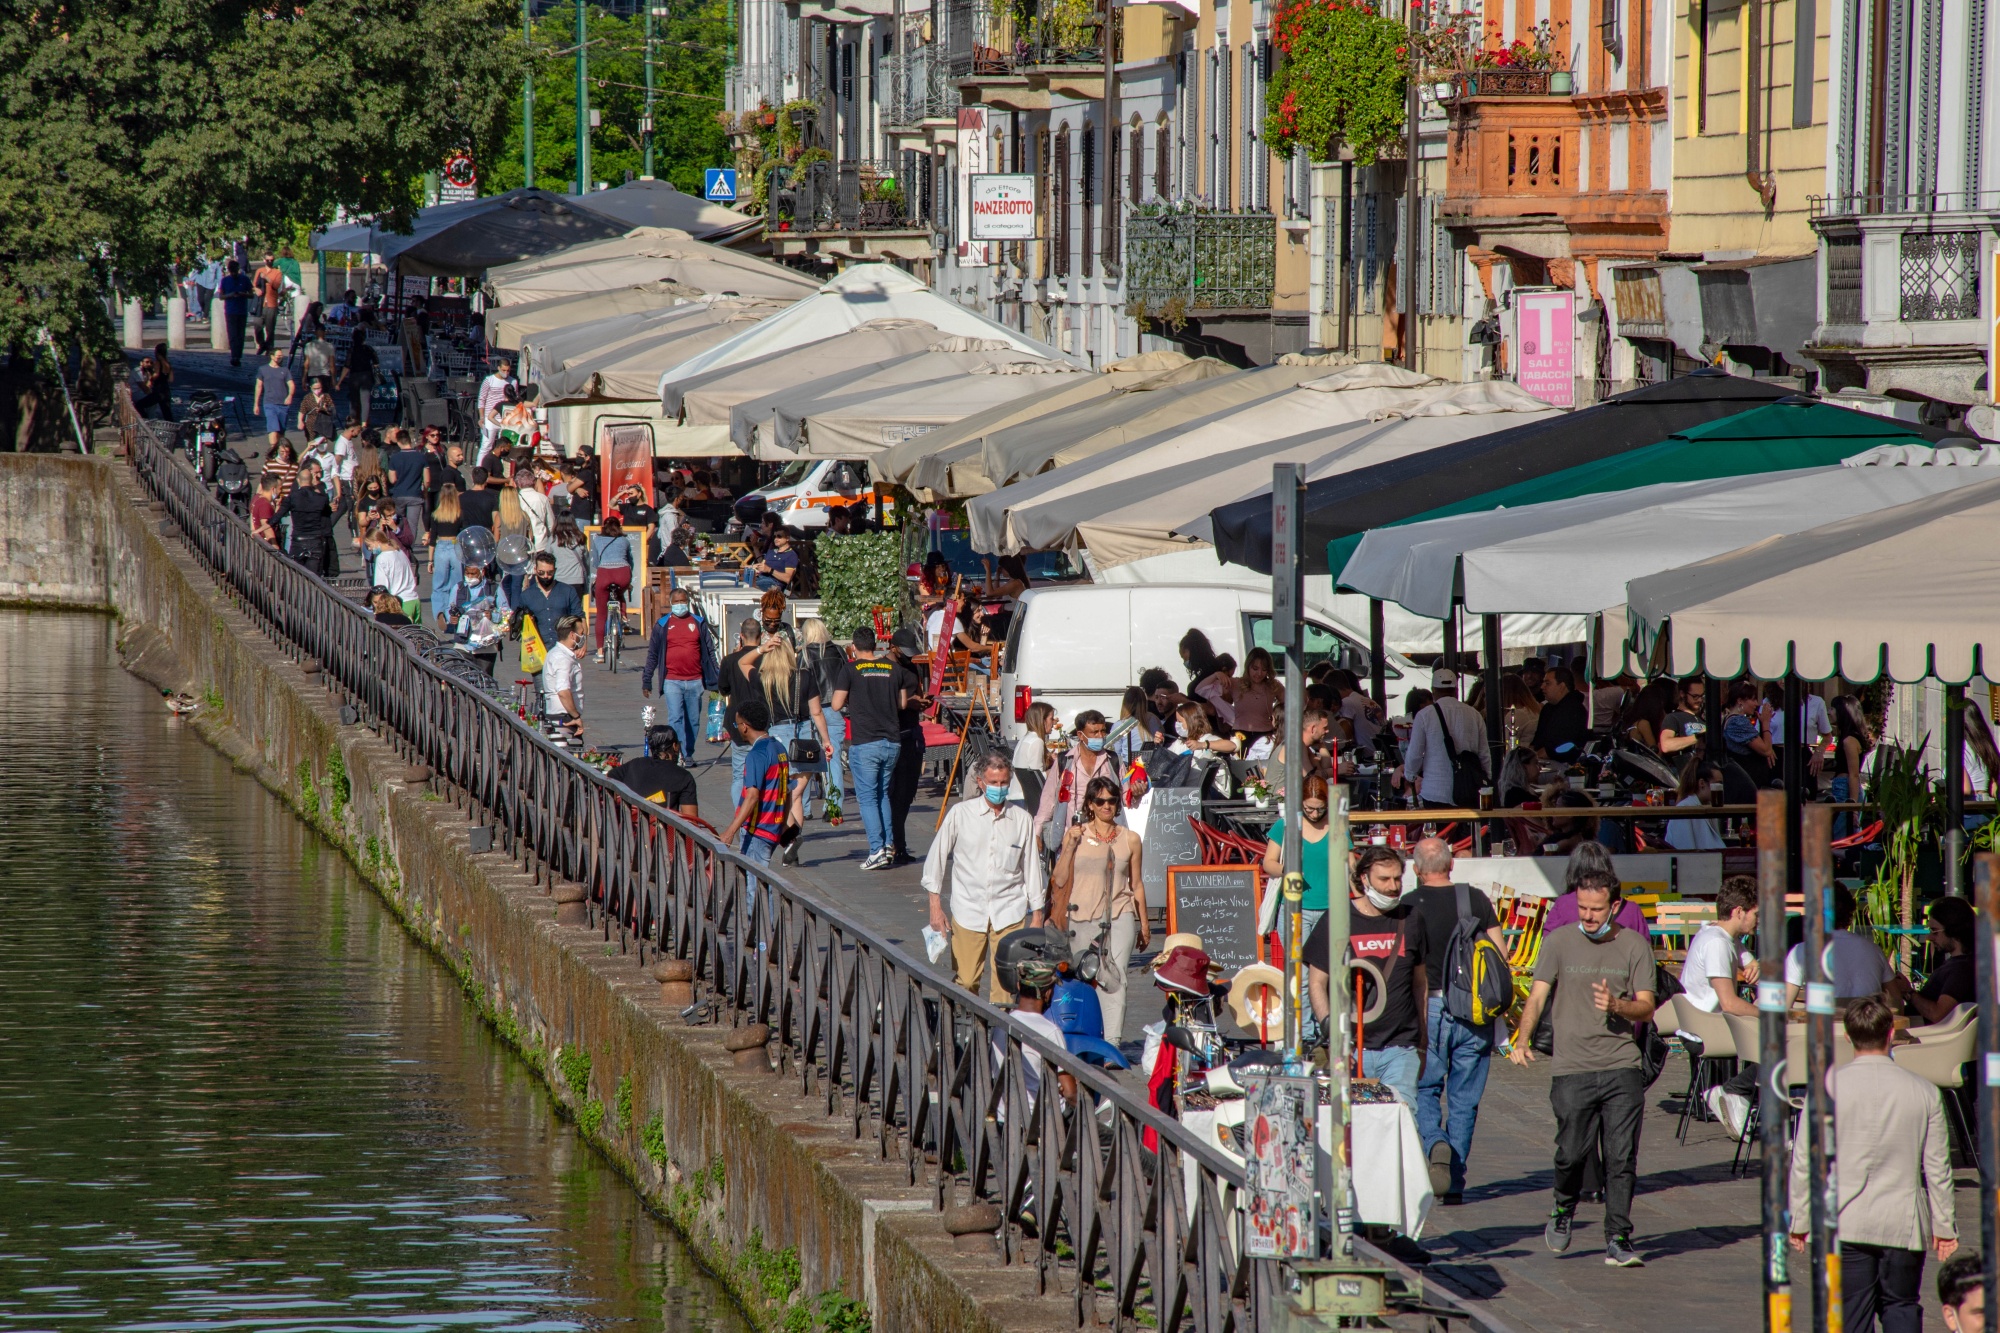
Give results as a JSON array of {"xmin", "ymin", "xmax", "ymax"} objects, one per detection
[
  {"xmin": 1706, "ymin": 1087, "xmax": 1751, "ymax": 1141},
  {"xmin": 859, "ymin": 848, "xmax": 891, "ymax": 871}
]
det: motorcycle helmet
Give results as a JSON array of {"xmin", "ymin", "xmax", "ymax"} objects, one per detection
[{"xmin": 994, "ymin": 927, "xmax": 1074, "ymax": 996}]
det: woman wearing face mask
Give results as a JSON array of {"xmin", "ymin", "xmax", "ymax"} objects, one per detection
[
  {"xmin": 441, "ymin": 560, "xmax": 510, "ymax": 674},
  {"xmin": 754, "ymin": 589, "xmax": 797, "ymax": 649},
  {"xmin": 1261, "ymin": 774, "xmax": 1336, "ymax": 940},
  {"xmin": 1051, "ymin": 775, "xmax": 1148, "ymax": 1041}
]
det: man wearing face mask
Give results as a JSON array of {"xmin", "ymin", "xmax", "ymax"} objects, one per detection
[
  {"xmin": 1306, "ymin": 845, "xmax": 1428, "ymax": 1110},
  {"xmin": 1508, "ymin": 868, "xmax": 1658, "ymax": 1269},
  {"xmin": 514, "ymin": 551, "xmax": 583, "ymax": 664},
  {"xmin": 1033, "ymin": 710, "xmax": 1126, "ymax": 853},
  {"xmin": 441, "ymin": 561, "xmax": 510, "ymax": 677},
  {"xmin": 641, "ymin": 587, "xmax": 719, "ymax": 760},
  {"xmin": 924, "ymin": 752, "xmax": 1047, "ymax": 1003}
]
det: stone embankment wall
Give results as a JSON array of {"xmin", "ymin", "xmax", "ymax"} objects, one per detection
[{"xmin": 0, "ymin": 453, "xmax": 1069, "ymax": 1333}]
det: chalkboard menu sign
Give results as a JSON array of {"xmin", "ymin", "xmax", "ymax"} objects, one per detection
[
  {"xmin": 1139, "ymin": 786, "xmax": 1205, "ymax": 909},
  {"xmin": 1166, "ymin": 866, "xmax": 1265, "ymax": 977}
]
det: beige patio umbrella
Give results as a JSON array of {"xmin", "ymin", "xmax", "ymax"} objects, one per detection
[
  {"xmin": 670, "ymin": 319, "xmax": 948, "ymax": 425},
  {"xmin": 749, "ymin": 342, "xmax": 1083, "ymax": 458},
  {"xmin": 486, "ymin": 284, "xmax": 691, "ymax": 348},
  {"xmin": 487, "ymin": 232, "xmax": 819, "ymax": 304},
  {"xmin": 519, "ymin": 301, "xmax": 722, "ymax": 388},
  {"xmin": 875, "ymin": 350, "xmax": 1204, "ymax": 492},
  {"xmin": 1625, "ymin": 474, "xmax": 2000, "ymax": 682},
  {"xmin": 980, "ymin": 360, "xmax": 1355, "ymax": 487}
]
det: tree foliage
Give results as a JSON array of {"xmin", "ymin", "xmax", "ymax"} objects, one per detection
[
  {"xmin": 484, "ymin": 1, "xmax": 731, "ymax": 200},
  {"xmin": 0, "ymin": 0, "xmax": 523, "ymax": 355},
  {"xmin": 1264, "ymin": 0, "xmax": 1407, "ymax": 166}
]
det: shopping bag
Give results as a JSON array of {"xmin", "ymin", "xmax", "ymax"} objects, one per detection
[{"xmin": 519, "ymin": 616, "xmax": 546, "ymax": 675}]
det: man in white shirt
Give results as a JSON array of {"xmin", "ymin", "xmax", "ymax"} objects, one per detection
[
  {"xmin": 1400, "ymin": 668, "xmax": 1489, "ymax": 807},
  {"xmin": 1769, "ymin": 689, "xmax": 1833, "ymax": 771},
  {"xmin": 540, "ymin": 615, "xmax": 587, "ymax": 739},
  {"xmin": 1678, "ymin": 876, "xmax": 1760, "ymax": 1137},
  {"xmin": 1330, "ymin": 669, "xmax": 1384, "ymax": 749},
  {"xmin": 1781, "ymin": 882, "xmax": 1895, "ymax": 1006},
  {"xmin": 925, "ymin": 752, "xmax": 1046, "ymax": 1002},
  {"xmin": 475, "ymin": 359, "xmax": 516, "ymax": 465},
  {"xmin": 516, "ymin": 470, "xmax": 555, "ymax": 553}
]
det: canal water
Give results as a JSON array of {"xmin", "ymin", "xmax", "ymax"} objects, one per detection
[{"xmin": 0, "ymin": 611, "xmax": 746, "ymax": 1331}]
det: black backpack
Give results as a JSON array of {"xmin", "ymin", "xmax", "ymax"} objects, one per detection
[
  {"xmin": 1428, "ymin": 701, "xmax": 1485, "ymax": 808},
  {"xmin": 1441, "ymin": 884, "xmax": 1514, "ymax": 1026}
]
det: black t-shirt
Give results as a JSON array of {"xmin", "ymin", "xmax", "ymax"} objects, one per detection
[
  {"xmin": 846, "ymin": 655, "xmax": 922, "ymax": 745},
  {"xmin": 459, "ymin": 488, "xmax": 500, "ymax": 532},
  {"xmin": 1306, "ymin": 899, "xmax": 1429, "ymax": 1051},
  {"xmin": 609, "ymin": 756, "xmax": 699, "ymax": 811},
  {"xmin": 1922, "ymin": 952, "xmax": 1977, "ymax": 1005},
  {"xmin": 718, "ymin": 647, "xmax": 754, "ymax": 736},
  {"xmin": 1662, "ymin": 708, "xmax": 1703, "ymax": 746},
  {"xmin": 1532, "ymin": 692, "xmax": 1589, "ymax": 757},
  {"xmin": 428, "ymin": 461, "xmax": 468, "ymax": 500},
  {"xmin": 732, "ymin": 658, "xmax": 820, "ymax": 727},
  {"xmin": 1404, "ymin": 882, "xmax": 1500, "ymax": 977},
  {"xmin": 804, "ymin": 643, "xmax": 855, "ymax": 709}
]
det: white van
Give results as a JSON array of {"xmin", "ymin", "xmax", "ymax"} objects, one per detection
[{"xmin": 997, "ymin": 583, "xmax": 1414, "ymax": 741}]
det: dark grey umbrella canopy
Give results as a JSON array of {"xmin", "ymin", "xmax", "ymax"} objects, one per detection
[{"xmin": 313, "ymin": 189, "xmax": 632, "ymax": 277}]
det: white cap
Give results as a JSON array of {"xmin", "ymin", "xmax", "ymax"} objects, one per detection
[{"xmin": 1431, "ymin": 667, "xmax": 1458, "ymax": 692}]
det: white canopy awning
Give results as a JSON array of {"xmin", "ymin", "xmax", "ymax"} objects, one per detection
[
  {"xmin": 486, "ymin": 285, "xmax": 693, "ymax": 348},
  {"xmin": 1341, "ymin": 460, "xmax": 2000, "ymax": 620},
  {"xmin": 741, "ymin": 343, "xmax": 1081, "ymax": 458},
  {"xmin": 657, "ymin": 263, "xmax": 1064, "ymax": 402},
  {"xmin": 543, "ymin": 301, "xmax": 785, "ymax": 402},
  {"xmin": 670, "ymin": 320, "xmax": 949, "ymax": 425},
  {"xmin": 1626, "ymin": 474, "xmax": 2000, "ymax": 683},
  {"xmin": 970, "ymin": 373, "xmax": 1557, "ymax": 555},
  {"xmin": 486, "ymin": 228, "xmax": 818, "ymax": 304}
]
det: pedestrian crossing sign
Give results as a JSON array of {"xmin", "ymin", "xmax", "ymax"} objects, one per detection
[{"xmin": 705, "ymin": 168, "xmax": 737, "ymax": 202}]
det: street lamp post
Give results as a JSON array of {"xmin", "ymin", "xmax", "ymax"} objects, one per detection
[
  {"xmin": 575, "ymin": 0, "xmax": 591, "ymax": 193},
  {"xmin": 522, "ymin": 0, "xmax": 535, "ymax": 185},
  {"xmin": 643, "ymin": 2, "xmax": 657, "ymax": 178}
]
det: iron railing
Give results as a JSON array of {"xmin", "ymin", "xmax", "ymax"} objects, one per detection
[
  {"xmin": 768, "ymin": 158, "xmax": 917, "ymax": 234},
  {"xmin": 1126, "ymin": 210, "xmax": 1277, "ymax": 312},
  {"xmin": 1809, "ymin": 187, "xmax": 2000, "ymax": 218},
  {"xmin": 887, "ymin": 49, "xmax": 962, "ymax": 124},
  {"xmin": 119, "ymin": 408, "xmax": 1281, "ymax": 1331}
]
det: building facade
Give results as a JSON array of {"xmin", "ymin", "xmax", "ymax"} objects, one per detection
[{"xmin": 1807, "ymin": 0, "xmax": 2000, "ymax": 424}]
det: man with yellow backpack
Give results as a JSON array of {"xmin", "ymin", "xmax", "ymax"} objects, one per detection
[
  {"xmin": 512, "ymin": 551, "xmax": 582, "ymax": 709},
  {"xmin": 1405, "ymin": 836, "xmax": 1514, "ymax": 1206}
]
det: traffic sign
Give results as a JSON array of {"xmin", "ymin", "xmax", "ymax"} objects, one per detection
[{"xmin": 704, "ymin": 168, "xmax": 737, "ymax": 202}]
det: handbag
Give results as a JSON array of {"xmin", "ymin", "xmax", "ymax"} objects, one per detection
[{"xmin": 784, "ymin": 670, "xmax": 825, "ymax": 770}]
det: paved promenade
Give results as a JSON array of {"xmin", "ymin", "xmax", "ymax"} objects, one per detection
[{"xmin": 140, "ymin": 338, "xmax": 1981, "ymax": 1333}]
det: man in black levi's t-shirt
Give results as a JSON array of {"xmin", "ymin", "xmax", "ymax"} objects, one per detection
[{"xmin": 1305, "ymin": 844, "xmax": 1428, "ymax": 1111}]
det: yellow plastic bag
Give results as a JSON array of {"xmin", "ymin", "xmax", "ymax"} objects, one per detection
[{"xmin": 519, "ymin": 615, "xmax": 546, "ymax": 675}]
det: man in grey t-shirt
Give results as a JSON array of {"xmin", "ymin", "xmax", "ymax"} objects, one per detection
[{"xmin": 1509, "ymin": 869, "xmax": 1658, "ymax": 1268}]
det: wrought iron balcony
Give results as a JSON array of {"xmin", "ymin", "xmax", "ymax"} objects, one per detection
[
  {"xmin": 766, "ymin": 159, "xmax": 918, "ymax": 235},
  {"xmin": 1125, "ymin": 210, "xmax": 1276, "ymax": 313},
  {"xmin": 951, "ymin": 0, "xmax": 1106, "ymax": 77},
  {"xmin": 886, "ymin": 49, "xmax": 961, "ymax": 125}
]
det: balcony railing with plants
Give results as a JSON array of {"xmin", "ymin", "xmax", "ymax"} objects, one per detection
[
  {"xmin": 1125, "ymin": 206, "xmax": 1276, "ymax": 318},
  {"xmin": 766, "ymin": 158, "xmax": 914, "ymax": 235},
  {"xmin": 957, "ymin": 0, "xmax": 1105, "ymax": 75},
  {"xmin": 1416, "ymin": 13, "xmax": 1573, "ymax": 101}
]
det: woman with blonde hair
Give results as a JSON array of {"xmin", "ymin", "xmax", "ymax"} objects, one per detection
[
  {"xmin": 799, "ymin": 619, "xmax": 853, "ymax": 822},
  {"xmin": 428, "ymin": 482, "xmax": 465, "ymax": 616},
  {"xmin": 735, "ymin": 628, "xmax": 835, "ymax": 863},
  {"xmin": 495, "ymin": 484, "xmax": 530, "ymax": 607}
]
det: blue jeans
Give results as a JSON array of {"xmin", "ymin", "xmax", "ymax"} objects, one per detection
[
  {"xmin": 847, "ymin": 739, "xmax": 900, "ymax": 857},
  {"xmin": 658, "ymin": 678, "xmax": 705, "ymax": 762},
  {"xmin": 729, "ymin": 742, "xmax": 751, "ymax": 810},
  {"xmin": 1416, "ymin": 995, "xmax": 1494, "ymax": 1194},
  {"xmin": 1362, "ymin": 1045, "xmax": 1422, "ymax": 1112},
  {"xmin": 742, "ymin": 834, "xmax": 775, "ymax": 919},
  {"xmin": 821, "ymin": 706, "xmax": 846, "ymax": 810},
  {"xmin": 429, "ymin": 538, "xmax": 462, "ymax": 624}
]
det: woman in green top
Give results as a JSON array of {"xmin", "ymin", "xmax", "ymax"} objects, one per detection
[{"xmin": 1260, "ymin": 774, "xmax": 1336, "ymax": 939}]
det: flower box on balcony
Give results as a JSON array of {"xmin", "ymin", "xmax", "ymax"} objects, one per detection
[{"xmin": 1454, "ymin": 69, "xmax": 1552, "ymax": 98}]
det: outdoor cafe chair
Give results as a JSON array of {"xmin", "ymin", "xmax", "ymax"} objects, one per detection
[
  {"xmin": 1891, "ymin": 1019, "xmax": 1978, "ymax": 1159},
  {"xmin": 1669, "ymin": 998, "xmax": 1737, "ymax": 1141}
]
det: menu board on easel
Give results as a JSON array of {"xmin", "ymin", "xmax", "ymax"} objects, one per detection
[{"xmin": 1165, "ymin": 865, "xmax": 1265, "ymax": 976}]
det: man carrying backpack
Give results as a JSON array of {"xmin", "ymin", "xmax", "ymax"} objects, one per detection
[
  {"xmin": 1399, "ymin": 668, "xmax": 1488, "ymax": 809},
  {"xmin": 1405, "ymin": 837, "xmax": 1513, "ymax": 1205},
  {"xmin": 640, "ymin": 587, "xmax": 720, "ymax": 760}
]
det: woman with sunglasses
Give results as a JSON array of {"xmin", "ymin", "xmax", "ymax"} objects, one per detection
[
  {"xmin": 1050, "ymin": 775, "xmax": 1148, "ymax": 1041},
  {"xmin": 1260, "ymin": 774, "xmax": 1336, "ymax": 941}
]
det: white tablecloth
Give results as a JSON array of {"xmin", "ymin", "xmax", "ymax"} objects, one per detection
[{"xmin": 1180, "ymin": 1097, "xmax": 1433, "ymax": 1239}]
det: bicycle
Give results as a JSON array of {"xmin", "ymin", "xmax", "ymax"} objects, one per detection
[{"xmin": 602, "ymin": 584, "xmax": 629, "ymax": 674}]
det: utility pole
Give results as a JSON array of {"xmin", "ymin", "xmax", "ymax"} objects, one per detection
[
  {"xmin": 643, "ymin": 2, "xmax": 658, "ymax": 178},
  {"xmin": 575, "ymin": 0, "xmax": 592, "ymax": 193},
  {"xmin": 1400, "ymin": 5, "xmax": 1420, "ymax": 371},
  {"xmin": 523, "ymin": 0, "xmax": 536, "ymax": 186}
]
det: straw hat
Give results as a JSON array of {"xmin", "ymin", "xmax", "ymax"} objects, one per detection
[
  {"xmin": 1226, "ymin": 963, "xmax": 1287, "ymax": 1042},
  {"xmin": 1158, "ymin": 932, "xmax": 1203, "ymax": 957}
]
